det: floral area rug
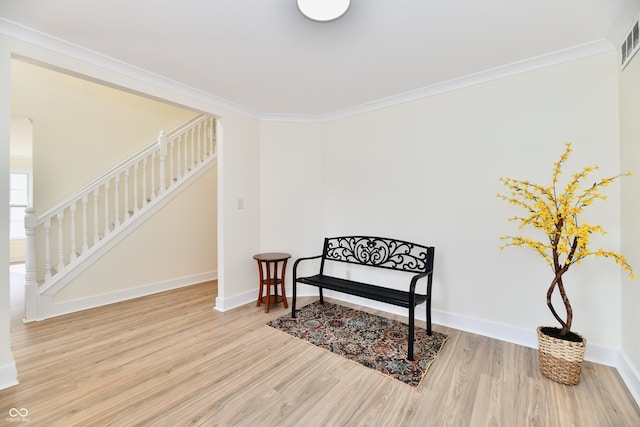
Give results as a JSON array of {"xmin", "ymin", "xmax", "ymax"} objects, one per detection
[{"xmin": 266, "ymin": 301, "xmax": 448, "ymax": 387}]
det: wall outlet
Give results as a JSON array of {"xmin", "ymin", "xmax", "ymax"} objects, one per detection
[{"xmin": 345, "ymin": 269, "xmax": 351, "ymax": 280}]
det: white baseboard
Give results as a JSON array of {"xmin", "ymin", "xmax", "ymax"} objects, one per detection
[
  {"xmin": 214, "ymin": 289, "xmax": 256, "ymax": 312},
  {"xmin": 618, "ymin": 352, "xmax": 640, "ymax": 407},
  {"xmin": 38, "ymin": 271, "xmax": 217, "ymax": 320},
  {"xmin": 0, "ymin": 362, "xmax": 18, "ymax": 391}
]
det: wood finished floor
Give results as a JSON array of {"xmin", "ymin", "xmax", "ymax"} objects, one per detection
[{"xmin": 1, "ymin": 271, "xmax": 640, "ymax": 426}]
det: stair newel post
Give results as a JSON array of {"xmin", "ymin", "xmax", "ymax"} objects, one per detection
[
  {"xmin": 24, "ymin": 207, "xmax": 39, "ymax": 322},
  {"xmin": 24, "ymin": 208, "xmax": 38, "ymax": 287},
  {"xmin": 158, "ymin": 131, "xmax": 167, "ymax": 194},
  {"xmin": 44, "ymin": 217, "xmax": 52, "ymax": 280}
]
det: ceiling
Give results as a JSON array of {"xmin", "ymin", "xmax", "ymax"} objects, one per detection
[{"xmin": 0, "ymin": 0, "xmax": 637, "ymax": 118}]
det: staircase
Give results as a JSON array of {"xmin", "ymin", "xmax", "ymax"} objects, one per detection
[{"xmin": 23, "ymin": 114, "xmax": 217, "ymax": 321}]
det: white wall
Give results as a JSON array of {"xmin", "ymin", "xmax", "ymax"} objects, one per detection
[
  {"xmin": 213, "ymin": 112, "xmax": 261, "ymax": 310},
  {"xmin": 619, "ymin": 38, "xmax": 640, "ymax": 397},
  {"xmin": 319, "ymin": 52, "xmax": 624, "ymax": 349},
  {"xmin": 259, "ymin": 121, "xmax": 325, "ymax": 259}
]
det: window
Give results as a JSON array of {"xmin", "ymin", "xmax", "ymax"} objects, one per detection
[{"xmin": 10, "ymin": 171, "xmax": 31, "ymax": 240}]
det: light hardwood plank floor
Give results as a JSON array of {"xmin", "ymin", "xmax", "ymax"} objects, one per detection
[{"xmin": 1, "ymin": 277, "xmax": 639, "ymax": 426}]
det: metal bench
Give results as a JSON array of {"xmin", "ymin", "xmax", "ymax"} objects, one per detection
[{"xmin": 291, "ymin": 236, "xmax": 435, "ymax": 360}]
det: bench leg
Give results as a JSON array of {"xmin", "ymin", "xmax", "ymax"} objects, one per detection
[
  {"xmin": 291, "ymin": 282, "xmax": 297, "ymax": 318},
  {"xmin": 319, "ymin": 287, "xmax": 324, "ymax": 304},
  {"xmin": 426, "ymin": 294, "xmax": 432, "ymax": 335},
  {"xmin": 408, "ymin": 305, "xmax": 415, "ymax": 361}
]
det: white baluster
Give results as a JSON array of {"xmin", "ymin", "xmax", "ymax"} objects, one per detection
[
  {"xmin": 196, "ymin": 122, "xmax": 202, "ymax": 163},
  {"xmin": 169, "ymin": 138, "xmax": 175, "ymax": 186},
  {"xmin": 124, "ymin": 168, "xmax": 130, "ymax": 220},
  {"xmin": 70, "ymin": 203, "xmax": 77, "ymax": 262},
  {"xmin": 190, "ymin": 127, "xmax": 195, "ymax": 169},
  {"xmin": 82, "ymin": 195, "xmax": 89, "ymax": 253},
  {"xmin": 142, "ymin": 157, "xmax": 148, "ymax": 206},
  {"xmin": 178, "ymin": 134, "xmax": 183, "ymax": 179},
  {"xmin": 57, "ymin": 211, "xmax": 65, "ymax": 272},
  {"xmin": 104, "ymin": 181, "xmax": 110, "ymax": 237},
  {"xmin": 114, "ymin": 175, "xmax": 120, "ymax": 228},
  {"xmin": 93, "ymin": 189, "xmax": 99, "ymax": 243},
  {"xmin": 151, "ymin": 151, "xmax": 156, "ymax": 201},
  {"xmin": 206, "ymin": 118, "xmax": 211, "ymax": 156},
  {"xmin": 183, "ymin": 133, "xmax": 188, "ymax": 177},
  {"xmin": 44, "ymin": 218, "xmax": 52, "ymax": 280},
  {"xmin": 158, "ymin": 131, "xmax": 167, "ymax": 194},
  {"xmin": 133, "ymin": 163, "xmax": 139, "ymax": 213}
]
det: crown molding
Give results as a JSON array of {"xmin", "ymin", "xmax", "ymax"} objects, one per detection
[
  {"xmin": 1, "ymin": 18, "xmax": 614, "ymax": 124},
  {"xmin": 262, "ymin": 39, "xmax": 615, "ymax": 123},
  {"xmin": 326, "ymin": 39, "xmax": 615, "ymax": 122},
  {"xmin": 0, "ymin": 18, "xmax": 260, "ymax": 119}
]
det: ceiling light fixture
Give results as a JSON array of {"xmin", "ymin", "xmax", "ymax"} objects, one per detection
[{"xmin": 297, "ymin": 0, "xmax": 351, "ymax": 22}]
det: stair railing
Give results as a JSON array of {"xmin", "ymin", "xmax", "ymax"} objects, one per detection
[{"xmin": 24, "ymin": 114, "xmax": 216, "ymax": 291}]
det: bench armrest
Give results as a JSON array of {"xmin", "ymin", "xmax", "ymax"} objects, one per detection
[
  {"xmin": 293, "ymin": 254, "xmax": 323, "ymax": 281},
  {"xmin": 410, "ymin": 269, "xmax": 433, "ymax": 295},
  {"xmin": 292, "ymin": 254, "xmax": 323, "ymax": 318}
]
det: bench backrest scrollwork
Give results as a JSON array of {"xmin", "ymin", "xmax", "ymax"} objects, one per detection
[{"xmin": 320, "ymin": 236, "xmax": 434, "ymax": 274}]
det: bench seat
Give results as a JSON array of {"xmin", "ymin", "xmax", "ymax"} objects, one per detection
[{"xmin": 297, "ymin": 274, "xmax": 428, "ymax": 308}]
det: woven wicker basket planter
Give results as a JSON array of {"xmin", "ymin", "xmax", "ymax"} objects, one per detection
[{"xmin": 537, "ymin": 326, "xmax": 586, "ymax": 385}]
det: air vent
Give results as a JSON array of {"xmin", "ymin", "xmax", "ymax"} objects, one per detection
[{"xmin": 621, "ymin": 19, "xmax": 639, "ymax": 70}]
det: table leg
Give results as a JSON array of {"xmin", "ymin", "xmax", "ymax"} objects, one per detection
[
  {"xmin": 281, "ymin": 258, "xmax": 288, "ymax": 308},
  {"xmin": 265, "ymin": 261, "xmax": 272, "ymax": 313},
  {"xmin": 256, "ymin": 260, "xmax": 264, "ymax": 307}
]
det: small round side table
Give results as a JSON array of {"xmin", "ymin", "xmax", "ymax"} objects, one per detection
[{"xmin": 253, "ymin": 252, "xmax": 291, "ymax": 313}]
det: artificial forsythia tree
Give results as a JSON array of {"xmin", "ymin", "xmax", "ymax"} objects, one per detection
[{"xmin": 498, "ymin": 143, "xmax": 635, "ymax": 337}]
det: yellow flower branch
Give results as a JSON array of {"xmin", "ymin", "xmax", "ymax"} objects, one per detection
[{"xmin": 497, "ymin": 143, "xmax": 635, "ymax": 336}]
